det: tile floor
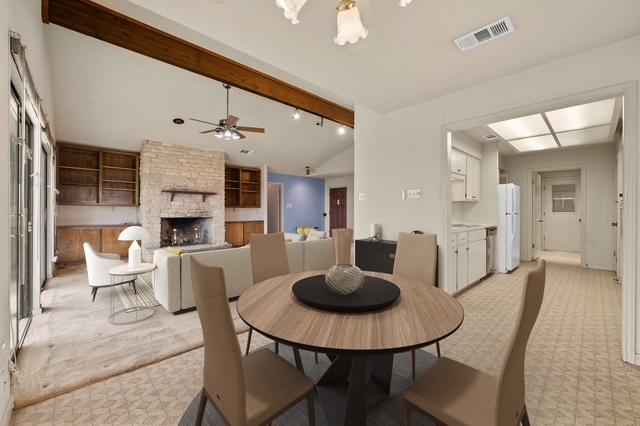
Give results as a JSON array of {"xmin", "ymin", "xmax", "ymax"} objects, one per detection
[{"xmin": 10, "ymin": 251, "xmax": 640, "ymax": 425}]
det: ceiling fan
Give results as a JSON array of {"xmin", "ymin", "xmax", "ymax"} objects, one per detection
[{"xmin": 190, "ymin": 84, "xmax": 265, "ymax": 141}]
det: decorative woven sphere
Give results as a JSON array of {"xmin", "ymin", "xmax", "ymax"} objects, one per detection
[{"xmin": 325, "ymin": 264, "xmax": 365, "ymax": 295}]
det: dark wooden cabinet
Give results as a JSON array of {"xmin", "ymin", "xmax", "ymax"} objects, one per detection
[
  {"xmin": 355, "ymin": 239, "xmax": 398, "ymax": 274},
  {"xmin": 225, "ymin": 221, "xmax": 264, "ymax": 247},
  {"xmin": 225, "ymin": 165, "xmax": 261, "ymax": 208},
  {"xmin": 57, "ymin": 143, "xmax": 140, "ymax": 206},
  {"xmin": 56, "ymin": 224, "xmax": 137, "ymax": 263}
]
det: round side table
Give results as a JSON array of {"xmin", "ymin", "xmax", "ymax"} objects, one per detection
[{"xmin": 108, "ymin": 263, "xmax": 156, "ymax": 325}]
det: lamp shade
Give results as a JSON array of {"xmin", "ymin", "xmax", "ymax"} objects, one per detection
[
  {"xmin": 334, "ymin": 5, "xmax": 368, "ymax": 45},
  {"xmin": 275, "ymin": 0, "xmax": 307, "ymax": 24},
  {"xmin": 118, "ymin": 226, "xmax": 150, "ymax": 242}
]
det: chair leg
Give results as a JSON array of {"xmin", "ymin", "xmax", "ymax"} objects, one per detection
[
  {"xmin": 307, "ymin": 391, "xmax": 315, "ymax": 426},
  {"xmin": 91, "ymin": 287, "xmax": 98, "ymax": 302},
  {"xmin": 245, "ymin": 328, "xmax": 253, "ymax": 356},
  {"xmin": 411, "ymin": 350, "xmax": 416, "ymax": 381},
  {"xmin": 195, "ymin": 389, "xmax": 207, "ymax": 426},
  {"xmin": 403, "ymin": 399, "xmax": 411, "ymax": 426},
  {"xmin": 314, "ymin": 352, "xmax": 319, "ymax": 363},
  {"xmin": 131, "ymin": 280, "xmax": 137, "ymax": 295},
  {"xmin": 436, "ymin": 342, "xmax": 441, "ymax": 358},
  {"xmin": 275, "ymin": 341, "xmax": 279, "ymax": 355},
  {"xmin": 521, "ymin": 404, "xmax": 531, "ymax": 426}
]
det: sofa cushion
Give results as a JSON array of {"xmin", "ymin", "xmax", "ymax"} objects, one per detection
[
  {"xmin": 303, "ymin": 239, "xmax": 335, "ymax": 271},
  {"xmin": 286, "ymin": 241, "xmax": 304, "ymax": 273}
]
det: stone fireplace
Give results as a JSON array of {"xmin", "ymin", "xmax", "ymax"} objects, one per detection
[
  {"xmin": 160, "ymin": 216, "xmax": 213, "ymax": 247},
  {"xmin": 139, "ymin": 141, "xmax": 225, "ymax": 260}
]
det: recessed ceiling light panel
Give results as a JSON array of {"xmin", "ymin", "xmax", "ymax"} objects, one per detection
[
  {"xmin": 556, "ymin": 125, "xmax": 611, "ymax": 147},
  {"xmin": 508, "ymin": 134, "xmax": 557, "ymax": 153},
  {"xmin": 546, "ymin": 98, "xmax": 615, "ymax": 133},
  {"xmin": 488, "ymin": 114, "xmax": 550, "ymax": 140}
]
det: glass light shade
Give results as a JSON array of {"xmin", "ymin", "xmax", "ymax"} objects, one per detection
[
  {"xmin": 508, "ymin": 134, "xmax": 558, "ymax": 153},
  {"xmin": 275, "ymin": 0, "xmax": 307, "ymax": 24},
  {"xmin": 487, "ymin": 114, "xmax": 550, "ymax": 140},
  {"xmin": 118, "ymin": 226, "xmax": 150, "ymax": 242},
  {"xmin": 334, "ymin": 6, "xmax": 368, "ymax": 46},
  {"xmin": 545, "ymin": 98, "xmax": 615, "ymax": 133},
  {"xmin": 556, "ymin": 125, "xmax": 611, "ymax": 147},
  {"xmin": 398, "ymin": 0, "xmax": 413, "ymax": 6}
]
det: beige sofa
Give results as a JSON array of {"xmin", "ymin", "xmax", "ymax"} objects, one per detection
[{"xmin": 153, "ymin": 239, "xmax": 335, "ymax": 313}]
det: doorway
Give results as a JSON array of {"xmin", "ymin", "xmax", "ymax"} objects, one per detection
[
  {"xmin": 329, "ymin": 187, "xmax": 347, "ymax": 234},
  {"xmin": 267, "ymin": 182, "xmax": 283, "ymax": 233},
  {"xmin": 542, "ymin": 175, "xmax": 582, "ymax": 253}
]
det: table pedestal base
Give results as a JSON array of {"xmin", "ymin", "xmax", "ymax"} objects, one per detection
[
  {"xmin": 316, "ymin": 353, "xmax": 393, "ymax": 426},
  {"xmin": 109, "ymin": 307, "xmax": 155, "ymax": 325}
]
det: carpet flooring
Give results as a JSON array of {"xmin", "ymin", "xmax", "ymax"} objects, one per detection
[{"xmin": 11, "ymin": 263, "xmax": 248, "ymax": 409}]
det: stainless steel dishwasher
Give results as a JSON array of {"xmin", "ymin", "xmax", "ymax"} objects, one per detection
[{"xmin": 486, "ymin": 227, "xmax": 497, "ymax": 274}]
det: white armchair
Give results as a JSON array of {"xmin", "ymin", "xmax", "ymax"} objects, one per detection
[{"xmin": 83, "ymin": 243, "xmax": 135, "ymax": 301}]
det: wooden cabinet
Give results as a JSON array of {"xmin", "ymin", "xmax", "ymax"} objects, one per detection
[
  {"xmin": 225, "ymin": 165, "xmax": 261, "ymax": 208},
  {"xmin": 449, "ymin": 229, "xmax": 487, "ymax": 292},
  {"xmin": 451, "ymin": 149, "xmax": 467, "ymax": 175},
  {"xmin": 225, "ymin": 221, "xmax": 264, "ymax": 247},
  {"xmin": 56, "ymin": 224, "xmax": 136, "ymax": 263},
  {"xmin": 57, "ymin": 143, "xmax": 139, "ymax": 206}
]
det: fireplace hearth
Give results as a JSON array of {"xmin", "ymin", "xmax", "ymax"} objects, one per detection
[{"xmin": 160, "ymin": 217, "xmax": 214, "ymax": 247}]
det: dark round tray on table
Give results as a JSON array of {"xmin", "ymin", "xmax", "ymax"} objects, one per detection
[{"xmin": 292, "ymin": 274, "xmax": 401, "ymax": 313}]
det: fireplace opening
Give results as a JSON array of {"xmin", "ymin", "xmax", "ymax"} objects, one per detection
[{"xmin": 160, "ymin": 217, "xmax": 214, "ymax": 247}]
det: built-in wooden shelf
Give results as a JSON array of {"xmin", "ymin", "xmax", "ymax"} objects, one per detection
[
  {"xmin": 57, "ymin": 143, "xmax": 140, "ymax": 206},
  {"xmin": 225, "ymin": 165, "xmax": 261, "ymax": 208},
  {"xmin": 162, "ymin": 189, "xmax": 218, "ymax": 202}
]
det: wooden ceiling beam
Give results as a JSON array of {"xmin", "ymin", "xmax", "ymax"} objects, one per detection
[{"xmin": 41, "ymin": 0, "xmax": 355, "ymax": 128}]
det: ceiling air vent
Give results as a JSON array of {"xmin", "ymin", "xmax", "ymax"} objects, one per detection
[
  {"xmin": 454, "ymin": 16, "xmax": 515, "ymax": 52},
  {"xmin": 239, "ymin": 149, "xmax": 255, "ymax": 155}
]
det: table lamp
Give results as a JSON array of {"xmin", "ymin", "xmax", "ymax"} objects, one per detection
[{"xmin": 118, "ymin": 226, "xmax": 150, "ymax": 269}]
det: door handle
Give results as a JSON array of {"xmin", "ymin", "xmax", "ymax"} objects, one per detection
[
  {"xmin": 612, "ymin": 222, "xmax": 618, "ymax": 227},
  {"xmin": 536, "ymin": 219, "xmax": 544, "ymax": 223}
]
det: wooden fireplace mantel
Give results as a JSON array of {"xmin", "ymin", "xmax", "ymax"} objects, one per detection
[{"xmin": 162, "ymin": 190, "xmax": 217, "ymax": 202}]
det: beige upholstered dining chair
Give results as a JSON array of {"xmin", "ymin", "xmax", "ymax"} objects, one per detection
[
  {"xmin": 247, "ymin": 232, "xmax": 290, "ymax": 355},
  {"xmin": 403, "ymin": 260, "xmax": 546, "ymax": 426},
  {"xmin": 393, "ymin": 232, "xmax": 439, "ymax": 380},
  {"xmin": 190, "ymin": 257, "xmax": 315, "ymax": 426},
  {"xmin": 332, "ymin": 228, "xmax": 353, "ymax": 265}
]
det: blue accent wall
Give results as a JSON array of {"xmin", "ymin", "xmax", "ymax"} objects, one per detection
[{"xmin": 268, "ymin": 173, "xmax": 325, "ymax": 233}]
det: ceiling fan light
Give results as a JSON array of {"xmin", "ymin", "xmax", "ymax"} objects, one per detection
[
  {"xmin": 398, "ymin": 0, "xmax": 412, "ymax": 6},
  {"xmin": 334, "ymin": 3, "xmax": 368, "ymax": 46},
  {"xmin": 232, "ymin": 133, "xmax": 241, "ymax": 140},
  {"xmin": 224, "ymin": 129, "xmax": 232, "ymax": 138},
  {"xmin": 275, "ymin": 0, "xmax": 307, "ymax": 24}
]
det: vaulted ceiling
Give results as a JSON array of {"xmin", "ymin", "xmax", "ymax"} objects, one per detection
[{"xmin": 102, "ymin": 0, "xmax": 640, "ymax": 112}]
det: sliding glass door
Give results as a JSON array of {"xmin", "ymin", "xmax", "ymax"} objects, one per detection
[{"xmin": 9, "ymin": 83, "xmax": 34, "ymax": 355}]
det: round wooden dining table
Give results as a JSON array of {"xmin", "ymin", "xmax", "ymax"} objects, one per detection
[{"xmin": 237, "ymin": 270, "xmax": 464, "ymax": 426}]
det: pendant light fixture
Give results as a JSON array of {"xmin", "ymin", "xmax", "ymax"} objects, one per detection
[
  {"xmin": 334, "ymin": 0, "xmax": 368, "ymax": 46},
  {"xmin": 275, "ymin": 0, "xmax": 307, "ymax": 24}
]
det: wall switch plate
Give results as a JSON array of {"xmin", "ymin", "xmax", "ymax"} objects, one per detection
[
  {"xmin": 358, "ymin": 193, "xmax": 366, "ymax": 201},
  {"xmin": 407, "ymin": 189, "xmax": 422, "ymax": 199}
]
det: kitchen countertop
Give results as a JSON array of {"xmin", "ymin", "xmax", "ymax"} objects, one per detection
[{"xmin": 449, "ymin": 223, "xmax": 497, "ymax": 233}]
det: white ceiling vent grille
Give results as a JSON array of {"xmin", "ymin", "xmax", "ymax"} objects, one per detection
[
  {"xmin": 239, "ymin": 149, "xmax": 255, "ymax": 155},
  {"xmin": 454, "ymin": 16, "xmax": 515, "ymax": 52}
]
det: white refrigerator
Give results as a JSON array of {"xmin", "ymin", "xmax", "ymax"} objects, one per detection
[{"xmin": 497, "ymin": 183, "xmax": 520, "ymax": 273}]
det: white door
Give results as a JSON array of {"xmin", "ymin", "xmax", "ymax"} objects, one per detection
[
  {"xmin": 465, "ymin": 157, "xmax": 480, "ymax": 201},
  {"xmin": 266, "ymin": 183, "xmax": 282, "ymax": 233},
  {"xmin": 615, "ymin": 145, "xmax": 623, "ymax": 278},
  {"xmin": 468, "ymin": 239, "xmax": 487, "ymax": 283},
  {"xmin": 532, "ymin": 173, "xmax": 543, "ymax": 260},
  {"xmin": 543, "ymin": 179, "xmax": 582, "ymax": 253},
  {"xmin": 456, "ymin": 233, "xmax": 468, "ymax": 291},
  {"xmin": 448, "ymin": 234, "xmax": 457, "ymax": 293}
]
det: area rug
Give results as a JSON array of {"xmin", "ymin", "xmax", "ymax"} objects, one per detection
[
  {"xmin": 116, "ymin": 272, "xmax": 161, "ymax": 310},
  {"xmin": 180, "ymin": 345, "xmax": 440, "ymax": 425},
  {"xmin": 12, "ymin": 264, "xmax": 249, "ymax": 409}
]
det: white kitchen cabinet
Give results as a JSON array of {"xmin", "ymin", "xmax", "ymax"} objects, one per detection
[
  {"xmin": 465, "ymin": 156, "xmax": 481, "ymax": 202},
  {"xmin": 449, "ymin": 229, "xmax": 487, "ymax": 292},
  {"xmin": 451, "ymin": 149, "xmax": 467, "ymax": 175}
]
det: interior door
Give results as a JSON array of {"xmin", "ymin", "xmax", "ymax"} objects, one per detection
[
  {"xmin": 267, "ymin": 183, "xmax": 282, "ymax": 233},
  {"xmin": 616, "ymin": 145, "xmax": 623, "ymax": 278},
  {"xmin": 543, "ymin": 179, "xmax": 582, "ymax": 253},
  {"xmin": 533, "ymin": 173, "xmax": 543, "ymax": 260},
  {"xmin": 9, "ymin": 88, "xmax": 20, "ymax": 355},
  {"xmin": 329, "ymin": 187, "xmax": 347, "ymax": 234}
]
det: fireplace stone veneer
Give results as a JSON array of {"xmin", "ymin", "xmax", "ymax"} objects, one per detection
[{"xmin": 139, "ymin": 141, "xmax": 225, "ymax": 260}]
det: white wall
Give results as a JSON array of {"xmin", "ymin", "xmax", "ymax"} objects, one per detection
[
  {"xmin": 353, "ymin": 34, "xmax": 640, "ymax": 358},
  {"xmin": 324, "ymin": 175, "xmax": 354, "ymax": 231},
  {"xmin": 56, "ymin": 206, "xmax": 139, "ymax": 226},
  {"xmin": 313, "ymin": 145, "xmax": 354, "ymax": 177},
  {"xmin": 503, "ymin": 145, "xmax": 616, "ymax": 270}
]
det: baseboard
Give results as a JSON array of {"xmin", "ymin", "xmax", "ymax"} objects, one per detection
[{"xmin": 0, "ymin": 395, "xmax": 13, "ymax": 426}]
